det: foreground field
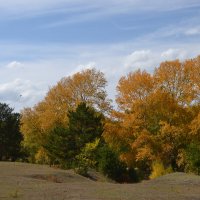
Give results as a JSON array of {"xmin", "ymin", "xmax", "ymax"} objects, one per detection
[{"xmin": 0, "ymin": 162, "xmax": 200, "ymax": 200}]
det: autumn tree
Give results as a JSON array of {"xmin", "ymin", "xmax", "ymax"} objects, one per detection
[
  {"xmin": 116, "ymin": 69, "xmax": 154, "ymax": 111},
  {"xmin": 104, "ymin": 56, "xmax": 200, "ymax": 176},
  {"xmin": 41, "ymin": 68, "xmax": 111, "ymax": 131},
  {"xmin": 105, "ymin": 91, "xmax": 191, "ymax": 171},
  {"xmin": 20, "ymin": 68, "xmax": 111, "ymax": 162},
  {"xmin": 154, "ymin": 59, "xmax": 199, "ymax": 105},
  {"xmin": 20, "ymin": 107, "xmax": 45, "ymax": 162}
]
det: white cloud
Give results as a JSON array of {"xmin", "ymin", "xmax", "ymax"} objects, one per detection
[
  {"xmin": 78, "ymin": 61, "xmax": 96, "ymax": 70},
  {"xmin": 123, "ymin": 47, "xmax": 197, "ymax": 73},
  {"xmin": 161, "ymin": 49, "xmax": 187, "ymax": 61},
  {"xmin": 128, "ymin": 50, "xmax": 151, "ymax": 62},
  {"xmin": 124, "ymin": 50, "xmax": 156, "ymax": 70},
  {"xmin": 6, "ymin": 61, "xmax": 23, "ymax": 69},
  {"xmin": 185, "ymin": 27, "xmax": 200, "ymax": 36},
  {"xmin": 0, "ymin": 79, "xmax": 45, "ymax": 111},
  {"xmin": 0, "ymin": 41, "xmax": 200, "ymax": 111},
  {"xmin": 68, "ymin": 61, "xmax": 97, "ymax": 76},
  {"xmin": 0, "ymin": 59, "xmax": 101, "ymax": 111}
]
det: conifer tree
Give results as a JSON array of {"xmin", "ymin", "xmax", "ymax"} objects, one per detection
[{"xmin": 0, "ymin": 103, "xmax": 22, "ymax": 161}]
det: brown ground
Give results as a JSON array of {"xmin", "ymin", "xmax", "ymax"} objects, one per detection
[{"xmin": 0, "ymin": 162, "xmax": 200, "ymax": 200}]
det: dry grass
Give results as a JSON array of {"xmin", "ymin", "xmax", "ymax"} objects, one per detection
[{"xmin": 0, "ymin": 161, "xmax": 200, "ymax": 200}]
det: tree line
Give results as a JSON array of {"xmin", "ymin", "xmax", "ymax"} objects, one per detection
[{"xmin": 1, "ymin": 55, "xmax": 200, "ymax": 182}]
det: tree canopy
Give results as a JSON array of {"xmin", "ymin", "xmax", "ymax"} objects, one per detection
[
  {"xmin": 103, "ymin": 56, "xmax": 200, "ymax": 176},
  {"xmin": 44, "ymin": 102, "xmax": 104, "ymax": 167},
  {"xmin": 20, "ymin": 68, "xmax": 111, "ymax": 161},
  {"xmin": 19, "ymin": 55, "xmax": 200, "ymax": 179}
]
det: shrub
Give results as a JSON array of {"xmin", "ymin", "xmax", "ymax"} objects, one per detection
[
  {"xmin": 185, "ymin": 142, "xmax": 200, "ymax": 175},
  {"xmin": 97, "ymin": 144, "xmax": 139, "ymax": 182},
  {"xmin": 75, "ymin": 139, "xmax": 100, "ymax": 176},
  {"xmin": 150, "ymin": 160, "xmax": 173, "ymax": 179},
  {"xmin": 35, "ymin": 147, "xmax": 50, "ymax": 164}
]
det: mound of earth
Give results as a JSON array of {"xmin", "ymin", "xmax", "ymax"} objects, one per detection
[{"xmin": 0, "ymin": 161, "xmax": 200, "ymax": 200}]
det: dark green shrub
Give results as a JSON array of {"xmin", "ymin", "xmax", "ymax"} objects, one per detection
[
  {"xmin": 97, "ymin": 144, "xmax": 139, "ymax": 183},
  {"xmin": 185, "ymin": 142, "xmax": 200, "ymax": 175}
]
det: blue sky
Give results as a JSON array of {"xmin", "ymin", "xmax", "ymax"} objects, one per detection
[{"xmin": 0, "ymin": 0, "xmax": 200, "ymax": 111}]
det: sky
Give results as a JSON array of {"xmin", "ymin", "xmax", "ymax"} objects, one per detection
[{"xmin": 0, "ymin": 0, "xmax": 200, "ymax": 111}]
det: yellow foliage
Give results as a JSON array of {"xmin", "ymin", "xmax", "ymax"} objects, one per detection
[
  {"xmin": 84, "ymin": 138, "xmax": 100, "ymax": 153},
  {"xmin": 190, "ymin": 112, "xmax": 200, "ymax": 137},
  {"xmin": 150, "ymin": 160, "xmax": 173, "ymax": 179},
  {"xmin": 35, "ymin": 147, "xmax": 50, "ymax": 164}
]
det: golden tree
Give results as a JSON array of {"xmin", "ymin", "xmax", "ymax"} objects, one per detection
[
  {"xmin": 104, "ymin": 56, "xmax": 200, "ymax": 173},
  {"xmin": 20, "ymin": 68, "xmax": 111, "ymax": 162}
]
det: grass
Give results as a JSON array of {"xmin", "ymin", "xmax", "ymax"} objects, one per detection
[{"xmin": 0, "ymin": 161, "xmax": 200, "ymax": 200}]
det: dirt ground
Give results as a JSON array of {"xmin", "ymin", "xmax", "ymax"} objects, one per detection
[{"xmin": 0, "ymin": 162, "xmax": 200, "ymax": 200}]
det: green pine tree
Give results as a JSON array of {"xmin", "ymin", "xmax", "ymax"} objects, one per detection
[
  {"xmin": 68, "ymin": 102, "xmax": 104, "ymax": 151},
  {"xmin": 0, "ymin": 103, "xmax": 22, "ymax": 161},
  {"xmin": 44, "ymin": 102, "xmax": 104, "ymax": 168}
]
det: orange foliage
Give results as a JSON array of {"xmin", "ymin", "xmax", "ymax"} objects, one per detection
[
  {"xmin": 104, "ymin": 56, "xmax": 200, "ymax": 170},
  {"xmin": 116, "ymin": 69, "xmax": 154, "ymax": 111}
]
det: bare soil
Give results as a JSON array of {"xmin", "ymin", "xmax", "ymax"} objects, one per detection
[{"xmin": 0, "ymin": 162, "xmax": 200, "ymax": 200}]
